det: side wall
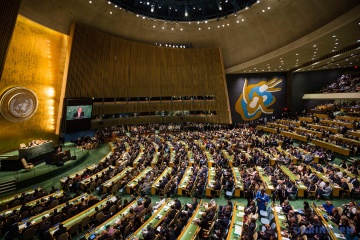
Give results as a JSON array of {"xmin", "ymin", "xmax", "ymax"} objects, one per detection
[
  {"xmin": 0, "ymin": 16, "xmax": 68, "ymax": 153},
  {"xmin": 291, "ymin": 68, "xmax": 359, "ymax": 113},
  {"xmin": 65, "ymin": 24, "xmax": 231, "ymax": 127}
]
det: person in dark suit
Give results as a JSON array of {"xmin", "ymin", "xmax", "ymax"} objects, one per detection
[
  {"xmin": 282, "ymin": 200, "xmax": 292, "ymax": 214},
  {"xmin": 278, "ymin": 185, "xmax": 288, "ymax": 204},
  {"xmin": 73, "ymin": 107, "xmax": 85, "ymax": 119},
  {"xmin": 143, "ymin": 195, "xmax": 151, "ymax": 208},
  {"xmin": 53, "ymin": 224, "xmax": 66, "ymax": 239},
  {"xmin": 258, "ymin": 224, "xmax": 276, "ymax": 240},
  {"xmin": 143, "ymin": 225, "xmax": 156, "ymax": 240}
]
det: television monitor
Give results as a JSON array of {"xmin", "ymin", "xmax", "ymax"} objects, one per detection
[{"xmin": 64, "ymin": 99, "xmax": 93, "ymax": 133}]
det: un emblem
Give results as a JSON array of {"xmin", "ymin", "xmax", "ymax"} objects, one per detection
[
  {"xmin": 235, "ymin": 78, "xmax": 282, "ymax": 121},
  {"xmin": 0, "ymin": 87, "xmax": 38, "ymax": 122}
]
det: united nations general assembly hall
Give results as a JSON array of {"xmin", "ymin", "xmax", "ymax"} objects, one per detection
[{"xmin": 0, "ymin": 0, "xmax": 359, "ymax": 240}]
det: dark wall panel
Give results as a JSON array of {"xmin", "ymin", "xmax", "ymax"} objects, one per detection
[
  {"xmin": 226, "ymin": 73, "xmax": 287, "ymax": 123},
  {"xmin": 0, "ymin": 0, "xmax": 21, "ymax": 81},
  {"xmin": 291, "ymin": 68, "xmax": 359, "ymax": 113}
]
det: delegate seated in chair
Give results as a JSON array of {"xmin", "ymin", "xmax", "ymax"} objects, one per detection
[
  {"xmin": 21, "ymin": 158, "xmax": 34, "ymax": 171},
  {"xmin": 316, "ymin": 182, "xmax": 332, "ymax": 200}
]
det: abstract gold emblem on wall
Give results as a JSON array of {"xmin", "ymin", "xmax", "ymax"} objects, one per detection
[
  {"xmin": 235, "ymin": 78, "xmax": 282, "ymax": 121},
  {"xmin": 0, "ymin": 86, "xmax": 38, "ymax": 122}
]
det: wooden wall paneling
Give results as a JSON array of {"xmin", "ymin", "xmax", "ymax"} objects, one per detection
[{"xmin": 66, "ymin": 23, "xmax": 230, "ymax": 124}]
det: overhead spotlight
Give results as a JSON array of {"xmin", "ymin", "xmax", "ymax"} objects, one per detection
[{"xmin": 151, "ymin": 5, "xmax": 154, "ymax": 12}]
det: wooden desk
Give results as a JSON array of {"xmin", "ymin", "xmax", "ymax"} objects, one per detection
[
  {"xmin": 206, "ymin": 167, "xmax": 216, "ymax": 197},
  {"xmin": 0, "ymin": 186, "xmax": 42, "ymax": 208},
  {"xmin": 80, "ymin": 167, "xmax": 112, "ymax": 190},
  {"xmin": 85, "ymin": 198, "xmax": 139, "ymax": 239},
  {"xmin": 277, "ymin": 119, "xmax": 301, "ymax": 127},
  {"xmin": 294, "ymin": 127, "xmax": 322, "ymax": 138},
  {"xmin": 268, "ymin": 122, "xmax": 289, "ymax": 130},
  {"xmin": 18, "ymin": 194, "xmax": 88, "ymax": 233},
  {"xmin": 257, "ymin": 126, "xmax": 278, "ymax": 133},
  {"xmin": 60, "ymin": 164, "xmax": 97, "ymax": 187},
  {"xmin": 222, "ymin": 150, "xmax": 234, "ymax": 167},
  {"xmin": 281, "ymin": 131, "xmax": 307, "ymax": 142},
  {"xmin": 49, "ymin": 195, "xmax": 115, "ymax": 236},
  {"xmin": 232, "ymin": 167, "xmax": 243, "ymax": 197},
  {"xmin": 178, "ymin": 167, "xmax": 193, "ymax": 195},
  {"xmin": 1, "ymin": 191, "xmax": 64, "ymax": 219},
  {"xmin": 335, "ymin": 136, "xmax": 360, "ymax": 146},
  {"xmin": 311, "ymin": 139, "xmax": 350, "ymax": 156},
  {"xmin": 279, "ymin": 166, "xmax": 307, "ymax": 197},
  {"xmin": 348, "ymin": 130, "xmax": 360, "ymax": 138},
  {"xmin": 178, "ymin": 200, "xmax": 203, "ymax": 240},
  {"xmin": 129, "ymin": 200, "xmax": 173, "ymax": 239},
  {"xmin": 299, "ymin": 117, "xmax": 313, "ymax": 123},
  {"xmin": 273, "ymin": 204, "xmax": 287, "ymax": 240},
  {"xmin": 132, "ymin": 152, "xmax": 144, "ymax": 168},
  {"xmin": 126, "ymin": 167, "xmax": 152, "ymax": 194},
  {"xmin": 227, "ymin": 202, "xmax": 245, "ymax": 240},
  {"xmin": 256, "ymin": 166, "xmax": 275, "ymax": 195},
  {"xmin": 308, "ymin": 124, "xmax": 339, "ymax": 134},
  {"xmin": 312, "ymin": 203, "xmax": 344, "ymax": 240},
  {"xmin": 321, "ymin": 119, "xmax": 354, "ymax": 129},
  {"xmin": 102, "ymin": 167, "xmax": 133, "ymax": 193},
  {"xmin": 306, "ymin": 166, "xmax": 342, "ymax": 197},
  {"xmin": 151, "ymin": 167, "xmax": 172, "ymax": 195},
  {"xmin": 150, "ymin": 152, "xmax": 160, "ymax": 167}
]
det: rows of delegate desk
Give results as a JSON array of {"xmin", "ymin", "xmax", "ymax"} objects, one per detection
[
  {"xmin": 1, "ymin": 122, "xmax": 358, "ymax": 239},
  {"xmin": 257, "ymin": 114, "xmax": 360, "ymax": 157}
]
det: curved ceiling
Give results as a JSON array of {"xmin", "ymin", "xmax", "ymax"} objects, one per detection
[
  {"xmin": 109, "ymin": 0, "xmax": 257, "ymax": 22},
  {"xmin": 19, "ymin": 0, "xmax": 360, "ymax": 71}
]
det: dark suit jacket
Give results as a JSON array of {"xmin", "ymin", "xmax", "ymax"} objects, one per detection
[{"xmin": 73, "ymin": 111, "xmax": 84, "ymax": 118}]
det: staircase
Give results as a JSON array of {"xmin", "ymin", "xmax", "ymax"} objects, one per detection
[{"xmin": 0, "ymin": 180, "xmax": 16, "ymax": 194}]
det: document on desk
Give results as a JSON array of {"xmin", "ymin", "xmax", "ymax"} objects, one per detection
[
  {"xmin": 334, "ymin": 233, "xmax": 346, "ymax": 239},
  {"xmin": 234, "ymin": 226, "xmax": 242, "ymax": 235}
]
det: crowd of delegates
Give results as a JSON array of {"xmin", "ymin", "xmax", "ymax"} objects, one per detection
[
  {"xmin": 256, "ymin": 113, "xmax": 360, "ymax": 155},
  {"xmin": 2, "ymin": 117, "xmax": 360, "ymax": 240},
  {"xmin": 319, "ymin": 74, "xmax": 360, "ymax": 93}
]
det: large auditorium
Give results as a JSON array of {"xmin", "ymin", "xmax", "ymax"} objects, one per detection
[{"xmin": 0, "ymin": 0, "xmax": 359, "ymax": 239}]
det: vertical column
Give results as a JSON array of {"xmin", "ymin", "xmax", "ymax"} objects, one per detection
[{"xmin": 0, "ymin": 0, "xmax": 22, "ymax": 81}]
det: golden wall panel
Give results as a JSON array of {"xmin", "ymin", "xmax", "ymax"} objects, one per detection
[{"xmin": 0, "ymin": 15, "xmax": 68, "ymax": 153}]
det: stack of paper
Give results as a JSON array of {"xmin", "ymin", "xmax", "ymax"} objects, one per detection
[
  {"xmin": 237, "ymin": 212, "xmax": 245, "ymax": 217},
  {"xmin": 238, "ymin": 206, "xmax": 245, "ymax": 210},
  {"xmin": 234, "ymin": 226, "xmax": 242, "ymax": 235},
  {"xmin": 236, "ymin": 221, "xmax": 243, "ymax": 226}
]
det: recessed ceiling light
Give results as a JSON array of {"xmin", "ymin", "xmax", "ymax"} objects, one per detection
[
  {"xmin": 262, "ymin": 10, "xmax": 265, "ymax": 12},
  {"xmin": 180, "ymin": 28, "xmax": 183, "ymax": 31},
  {"xmin": 296, "ymin": 53, "xmax": 298, "ymax": 55},
  {"xmin": 153, "ymin": 25, "xmax": 155, "ymax": 28},
  {"xmin": 237, "ymin": 21, "xmax": 239, "ymax": 23},
  {"xmin": 171, "ymin": 28, "xmax": 174, "ymax": 30},
  {"xmin": 335, "ymin": 43, "xmax": 338, "ymax": 45},
  {"xmin": 268, "ymin": 7, "xmax": 270, "ymax": 9},
  {"xmin": 89, "ymin": 0, "xmax": 92, "ymax": 3},
  {"xmin": 332, "ymin": 35, "xmax": 336, "ymax": 37},
  {"xmin": 242, "ymin": 19, "xmax": 244, "ymax": 21},
  {"xmin": 162, "ymin": 27, "xmax": 164, "ymax": 29},
  {"xmin": 208, "ymin": 27, "xmax": 210, "ymax": 29},
  {"xmin": 199, "ymin": 28, "xmax": 201, "ymax": 30},
  {"xmin": 110, "ymin": 11, "xmax": 112, "ymax": 14},
  {"xmin": 313, "ymin": 45, "xmax": 316, "ymax": 47}
]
